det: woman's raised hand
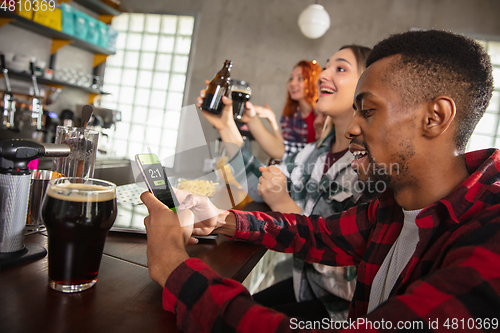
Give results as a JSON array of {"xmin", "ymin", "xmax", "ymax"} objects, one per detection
[{"xmin": 254, "ymin": 104, "xmax": 275, "ymax": 121}]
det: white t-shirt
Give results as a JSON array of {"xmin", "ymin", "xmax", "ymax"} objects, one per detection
[{"xmin": 367, "ymin": 208, "xmax": 423, "ymax": 313}]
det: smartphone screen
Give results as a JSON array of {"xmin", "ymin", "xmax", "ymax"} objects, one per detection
[{"xmin": 135, "ymin": 153, "xmax": 179, "ymax": 212}]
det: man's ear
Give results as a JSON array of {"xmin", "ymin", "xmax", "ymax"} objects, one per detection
[{"xmin": 423, "ymin": 96, "xmax": 456, "ymax": 138}]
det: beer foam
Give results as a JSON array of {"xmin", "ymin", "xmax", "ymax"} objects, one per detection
[
  {"xmin": 46, "ymin": 182, "xmax": 116, "ymax": 202},
  {"xmin": 232, "ymin": 89, "xmax": 251, "ymax": 95}
]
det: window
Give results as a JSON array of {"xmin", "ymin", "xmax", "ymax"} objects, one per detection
[
  {"xmin": 467, "ymin": 39, "xmax": 500, "ymax": 152},
  {"xmin": 101, "ymin": 13, "xmax": 195, "ymax": 168}
]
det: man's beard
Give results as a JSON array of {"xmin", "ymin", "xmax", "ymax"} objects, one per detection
[
  {"xmin": 355, "ymin": 154, "xmax": 394, "ymax": 203},
  {"xmin": 355, "ymin": 148, "xmax": 416, "ymax": 203}
]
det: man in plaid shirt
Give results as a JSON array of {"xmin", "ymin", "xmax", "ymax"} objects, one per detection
[{"xmin": 141, "ymin": 30, "xmax": 500, "ymax": 332}]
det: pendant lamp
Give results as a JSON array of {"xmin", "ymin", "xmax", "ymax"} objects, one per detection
[{"xmin": 298, "ymin": 3, "xmax": 331, "ymax": 39}]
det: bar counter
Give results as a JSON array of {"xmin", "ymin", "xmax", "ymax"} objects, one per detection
[{"xmin": 0, "ymin": 201, "xmax": 270, "ymax": 333}]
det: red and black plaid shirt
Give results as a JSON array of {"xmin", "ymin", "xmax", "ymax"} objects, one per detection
[{"xmin": 164, "ymin": 149, "xmax": 500, "ymax": 332}]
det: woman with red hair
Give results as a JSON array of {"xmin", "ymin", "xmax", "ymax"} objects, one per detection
[
  {"xmin": 245, "ymin": 60, "xmax": 322, "ymax": 162},
  {"xmin": 280, "ymin": 60, "xmax": 321, "ymax": 145}
]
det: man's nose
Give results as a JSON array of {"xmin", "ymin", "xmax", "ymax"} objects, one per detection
[{"xmin": 345, "ymin": 113, "xmax": 361, "ymax": 140}]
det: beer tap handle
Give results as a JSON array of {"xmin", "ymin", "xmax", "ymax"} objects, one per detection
[
  {"xmin": 28, "ymin": 61, "xmax": 43, "ymax": 130},
  {"xmin": 30, "ymin": 61, "xmax": 40, "ymax": 98},
  {"xmin": 1, "ymin": 54, "xmax": 12, "ymax": 93}
]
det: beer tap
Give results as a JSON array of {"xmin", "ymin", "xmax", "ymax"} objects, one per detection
[
  {"xmin": 1, "ymin": 54, "xmax": 16, "ymax": 129},
  {"xmin": 29, "ymin": 61, "xmax": 43, "ymax": 131}
]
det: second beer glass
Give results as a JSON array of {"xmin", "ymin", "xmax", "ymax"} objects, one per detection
[
  {"xmin": 41, "ymin": 177, "xmax": 117, "ymax": 293},
  {"xmin": 231, "ymin": 80, "xmax": 251, "ymax": 120},
  {"xmin": 52, "ymin": 126, "xmax": 99, "ymax": 178}
]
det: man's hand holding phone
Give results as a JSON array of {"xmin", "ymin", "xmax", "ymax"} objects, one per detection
[
  {"xmin": 140, "ymin": 189, "xmax": 232, "ymax": 287},
  {"xmin": 140, "ymin": 191, "xmax": 192, "ymax": 286}
]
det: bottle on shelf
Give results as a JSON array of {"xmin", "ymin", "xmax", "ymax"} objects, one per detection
[{"xmin": 201, "ymin": 60, "xmax": 232, "ymax": 115}]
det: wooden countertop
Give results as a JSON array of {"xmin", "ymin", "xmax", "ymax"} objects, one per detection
[{"xmin": 0, "ymin": 200, "xmax": 270, "ymax": 333}]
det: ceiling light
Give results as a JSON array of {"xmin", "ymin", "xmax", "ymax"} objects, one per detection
[{"xmin": 298, "ymin": 3, "xmax": 331, "ymax": 39}]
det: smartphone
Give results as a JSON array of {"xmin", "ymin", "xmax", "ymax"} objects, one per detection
[
  {"xmin": 135, "ymin": 153, "xmax": 218, "ymax": 240},
  {"xmin": 135, "ymin": 153, "xmax": 179, "ymax": 212}
]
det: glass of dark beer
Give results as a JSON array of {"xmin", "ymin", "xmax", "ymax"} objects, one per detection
[
  {"xmin": 231, "ymin": 80, "xmax": 251, "ymax": 120},
  {"xmin": 41, "ymin": 177, "xmax": 117, "ymax": 293}
]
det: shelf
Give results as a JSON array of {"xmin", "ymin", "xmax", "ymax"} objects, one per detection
[
  {"xmin": 0, "ymin": 11, "xmax": 115, "ymax": 55},
  {"xmin": 4, "ymin": 68, "xmax": 109, "ymax": 95},
  {"xmin": 72, "ymin": 0, "xmax": 122, "ymax": 16}
]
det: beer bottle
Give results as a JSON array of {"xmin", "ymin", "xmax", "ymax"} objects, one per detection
[{"xmin": 201, "ymin": 60, "xmax": 232, "ymax": 115}]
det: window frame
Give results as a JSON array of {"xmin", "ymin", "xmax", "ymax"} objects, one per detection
[{"xmin": 100, "ymin": 12, "xmax": 198, "ymax": 168}]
